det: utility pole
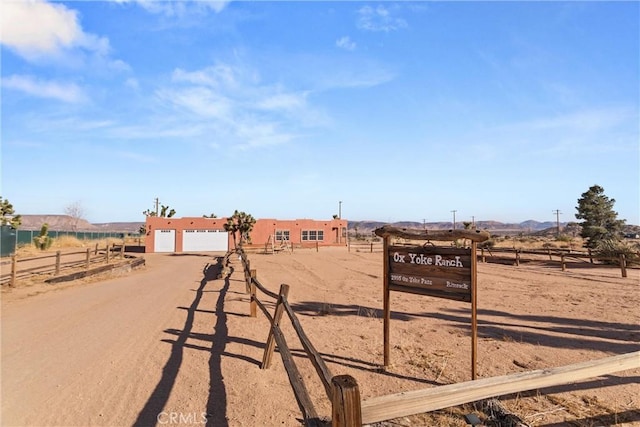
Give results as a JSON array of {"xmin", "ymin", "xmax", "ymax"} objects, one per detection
[
  {"xmin": 451, "ymin": 210, "xmax": 457, "ymax": 230},
  {"xmin": 553, "ymin": 209, "xmax": 562, "ymax": 236},
  {"xmin": 471, "ymin": 216, "xmax": 475, "ymax": 229},
  {"xmin": 339, "ymin": 201, "xmax": 342, "ymax": 219},
  {"xmin": 155, "ymin": 197, "xmax": 159, "ymax": 216},
  {"xmin": 423, "ymin": 218, "xmax": 426, "ymax": 229}
]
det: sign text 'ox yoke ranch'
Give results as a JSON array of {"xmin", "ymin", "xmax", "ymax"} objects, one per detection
[{"xmin": 388, "ymin": 246, "xmax": 473, "ymax": 302}]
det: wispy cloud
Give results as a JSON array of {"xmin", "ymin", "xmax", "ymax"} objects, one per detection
[
  {"xmin": 497, "ymin": 108, "xmax": 636, "ymax": 135},
  {"xmin": 467, "ymin": 107, "xmax": 639, "ymax": 158},
  {"xmin": 357, "ymin": 5, "xmax": 408, "ymax": 32},
  {"xmin": 118, "ymin": 0, "xmax": 231, "ymax": 16},
  {"xmin": 154, "ymin": 62, "xmax": 327, "ymax": 148},
  {"xmin": 125, "ymin": 78, "xmax": 140, "ymax": 90},
  {"xmin": 2, "ymin": 75, "xmax": 87, "ymax": 103},
  {"xmin": 115, "ymin": 150, "xmax": 157, "ymax": 163},
  {"xmin": 336, "ymin": 36, "xmax": 356, "ymax": 51},
  {"xmin": 0, "ymin": 0, "xmax": 126, "ymax": 70}
]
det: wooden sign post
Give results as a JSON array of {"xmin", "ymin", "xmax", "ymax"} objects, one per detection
[{"xmin": 375, "ymin": 225, "xmax": 490, "ymax": 380}]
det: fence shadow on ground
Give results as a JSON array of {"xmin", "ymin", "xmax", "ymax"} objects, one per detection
[
  {"xmin": 290, "ymin": 301, "xmax": 431, "ymax": 322},
  {"xmin": 133, "ymin": 258, "xmax": 223, "ymax": 427},
  {"xmin": 421, "ymin": 307, "xmax": 640, "ymax": 354},
  {"xmin": 205, "ymin": 267, "xmax": 231, "ymax": 427},
  {"xmin": 288, "ymin": 348, "xmax": 443, "ymax": 387}
]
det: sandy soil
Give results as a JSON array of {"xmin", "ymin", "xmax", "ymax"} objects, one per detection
[{"xmin": 1, "ymin": 247, "xmax": 638, "ymax": 427}]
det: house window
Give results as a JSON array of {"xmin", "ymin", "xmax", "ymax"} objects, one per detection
[
  {"xmin": 301, "ymin": 230, "xmax": 324, "ymax": 241},
  {"xmin": 275, "ymin": 230, "xmax": 290, "ymax": 241}
]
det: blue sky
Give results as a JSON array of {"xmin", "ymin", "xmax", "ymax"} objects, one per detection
[{"xmin": 1, "ymin": 1, "xmax": 638, "ymax": 225}]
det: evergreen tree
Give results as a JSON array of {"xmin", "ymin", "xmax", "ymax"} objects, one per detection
[{"xmin": 575, "ymin": 185, "xmax": 625, "ymax": 248}]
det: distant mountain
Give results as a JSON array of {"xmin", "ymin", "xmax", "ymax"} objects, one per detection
[
  {"xmin": 19, "ymin": 215, "xmax": 143, "ymax": 233},
  {"xmin": 348, "ymin": 220, "xmax": 570, "ymax": 236},
  {"xmin": 93, "ymin": 222, "xmax": 145, "ymax": 233}
]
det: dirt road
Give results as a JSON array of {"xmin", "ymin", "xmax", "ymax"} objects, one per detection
[{"xmin": 2, "ymin": 253, "xmax": 240, "ymax": 426}]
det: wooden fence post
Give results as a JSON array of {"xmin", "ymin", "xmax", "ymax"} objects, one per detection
[
  {"xmin": 121, "ymin": 242, "xmax": 125, "ymax": 258},
  {"xmin": 95, "ymin": 243, "xmax": 99, "ymax": 255},
  {"xmin": 515, "ymin": 250, "xmax": 520, "ymax": 266},
  {"xmin": 261, "ymin": 284, "xmax": 290, "ymax": 370},
  {"xmin": 481, "ymin": 247, "xmax": 485, "ymax": 263},
  {"xmin": 620, "ymin": 254, "xmax": 627, "ymax": 278},
  {"xmin": 55, "ymin": 251, "xmax": 61, "ymax": 275},
  {"xmin": 588, "ymin": 248, "xmax": 593, "ymax": 264},
  {"xmin": 106, "ymin": 244, "xmax": 110, "ymax": 263},
  {"xmin": 11, "ymin": 254, "xmax": 17, "ymax": 287},
  {"xmin": 86, "ymin": 248, "xmax": 91, "ymax": 269},
  {"xmin": 547, "ymin": 248, "xmax": 552, "ymax": 261},
  {"xmin": 250, "ymin": 269, "xmax": 257, "ymax": 318},
  {"xmin": 331, "ymin": 375, "xmax": 362, "ymax": 427},
  {"xmin": 245, "ymin": 260, "xmax": 251, "ymax": 293},
  {"xmin": 316, "ymin": 240, "xmax": 319, "ymax": 252},
  {"xmin": 370, "ymin": 242, "xmax": 373, "ymax": 253},
  {"xmin": 561, "ymin": 254, "xmax": 566, "ymax": 271}
]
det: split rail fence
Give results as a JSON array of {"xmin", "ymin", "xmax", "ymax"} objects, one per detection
[
  {"xmin": 478, "ymin": 247, "xmax": 635, "ymax": 277},
  {"xmin": 236, "ymin": 248, "xmax": 640, "ymax": 426},
  {"xmin": 1, "ymin": 243, "xmax": 128, "ymax": 287}
]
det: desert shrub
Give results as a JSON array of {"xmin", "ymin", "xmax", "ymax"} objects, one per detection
[
  {"xmin": 594, "ymin": 239, "xmax": 640, "ymax": 266},
  {"xmin": 478, "ymin": 239, "xmax": 495, "ymax": 249},
  {"xmin": 33, "ymin": 223, "xmax": 53, "ymax": 250},
  {"xmin": 556, "ymin": 234, "xmax": 573, "ymax": 242}
]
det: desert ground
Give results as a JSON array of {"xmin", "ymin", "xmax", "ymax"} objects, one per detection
[{"xmin": 1, "ymin": 246, "xmax": 639, "ymax": 426}]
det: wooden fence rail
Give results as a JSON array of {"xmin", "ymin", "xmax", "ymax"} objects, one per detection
[
  {"xmin": 1, "ymin": 243, "xmax": 127, "ymax": 287},
  {"xmin": 477, "ymin": 247, "xmax": 635, "ymax": 277},
  {"xmin": 347, "ymin": 241, "xmax": 384, "ymax": 253},
  {"xmin": 358, "ymin": 350, "xmax": 640, "ymax": 425}
]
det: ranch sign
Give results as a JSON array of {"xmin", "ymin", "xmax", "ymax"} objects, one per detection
[
  {"xmin": 389, "ymin": 246, "xmax": 472, "ymax": 302},
  {"xmin": 374, "ymin": 225, "xmax": 490, "ymax": 378}
]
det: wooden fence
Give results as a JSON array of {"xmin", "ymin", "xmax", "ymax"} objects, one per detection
[
  {"xmin": 1, "ymin": 243, "xmax": 128, "ymax": 287},
  {"xmin": 238, "ymin": 248, "xmax": 337, "ymax": 426},
  {"xmin": 236, "ymin": 248, "xmax": 639, "ymax": 426},
  {"xmin": 478, "ymin": 247, "xmax": 634, "ymax": 277},
  {"xmin": 347, "ymin": 241, "xmax": 383, "ymax": 253}
]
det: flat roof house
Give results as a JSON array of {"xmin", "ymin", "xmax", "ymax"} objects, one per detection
[{"xmin": 144, "ymin": 216, "xmax": 348, "ymax": 253}]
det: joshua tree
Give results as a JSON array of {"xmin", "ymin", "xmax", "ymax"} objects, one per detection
[
  {"xmin": 33, "ymin": 223, "xmax": 53, "ymax": 250},
  {"xmin": 224, "ymin": 210, "xmax": 256, "ymax": 249}
]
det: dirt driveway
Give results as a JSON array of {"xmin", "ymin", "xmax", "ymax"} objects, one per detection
[{"xmin": 1, "ymin": 252, "xmax": 243, "ymax": 426}]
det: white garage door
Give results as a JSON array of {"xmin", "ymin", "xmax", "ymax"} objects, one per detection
[
  {"xmin": 183, "ymin": 230, "xmax": 228, "ymax": 252},
  {"xmin": 154, "ymin": 229, "xmax": 176, "ymax": 253}
]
